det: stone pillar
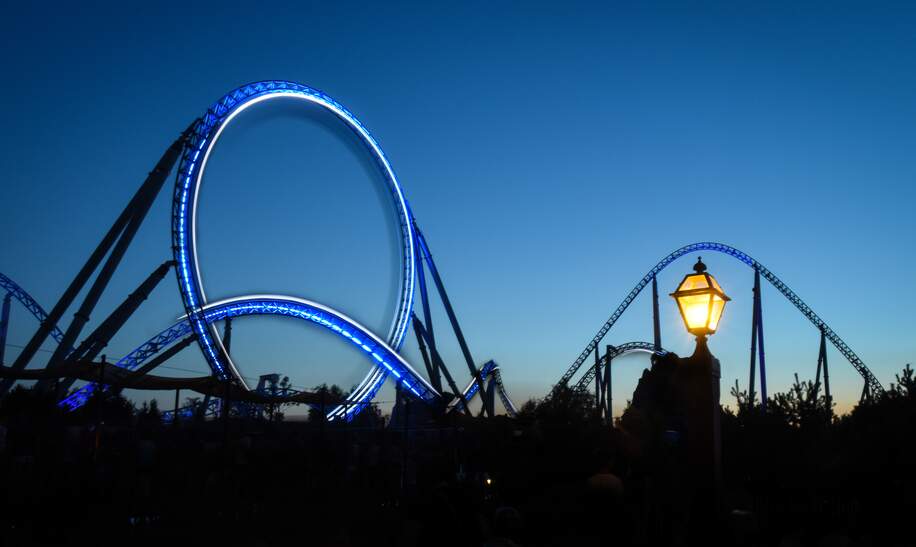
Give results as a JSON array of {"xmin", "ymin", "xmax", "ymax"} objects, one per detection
[{"xmin": 673, "ymin": 336, "xmax": 723, "ymax": 543}]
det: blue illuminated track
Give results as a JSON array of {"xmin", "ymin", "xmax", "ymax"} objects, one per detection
[
  {"xmin": 557, "ymin": 242, "xmax": 885, "ymax": 396},
  {"xmin": 0, "ymin": 272, "xmax": 67, "ymax": 346},
  {"xmin": 170, "ymin": 81, "xmax": 417, "ymax": 418},
  {"xmin": 59, "ymin": 296, "xmax": 438, "ymax": 415},
  {"xmin": 449, "ymin": 360, "xmax": 519, "ymax": 417}
]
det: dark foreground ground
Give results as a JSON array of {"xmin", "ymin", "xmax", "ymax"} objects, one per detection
[{"xmin": 1, "ymin": 368, "xmax": 915, "ymax": 547}]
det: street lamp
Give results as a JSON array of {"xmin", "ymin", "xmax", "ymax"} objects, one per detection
[
  {"xmin": 670, "ymin": 257, "xmax": 730, "ymax": 340},
  {"xmin": 667, "ymin": 256, "xmax": 728, "ymax": 531}
]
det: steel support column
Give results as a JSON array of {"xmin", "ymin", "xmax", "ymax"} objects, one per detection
[
  {"xmin": 605, "ymin": 345, "xmax": 613, "ymax": 425},
  {"xmin": 594, "ymin": 344, "xmax": 601, "ymax": 416},
  {"xmin": 52, "ymin": 260, "xmax": 176, "ymax": 391},
  {"xmin": 414, "ymin": 225, "xmax": 488, "ymax": 415},
  {"xmin": 201, "ymin": 320, "xmax": 232, "ymax": 420},
  {"xmin": 755, "ymin": 268, "xmax": 768, "ymax": 410},
  {"xmin": 652, "ymin": 275, "xmax": 661, "ymax": 351},
  {"xmin": 46, "ymin": 193, "xmax": 159, "ymax": 374},
  {"xmin": 818, "ymin": 328, "xmax": 831, "ymax": 414},
  {"xmin": 111, "ymin": 334, "xmax": 197, "ymax": 395},
  {"xmin": 598, "ymin": 357, "xmax": 606, "ymax": 419},
  {"xmin": 411, "ymin": 255, "xmax": 442, "ymax": 393},
  {"xmin": 173, "ymin": 388, "xmax": 180, "ymax": 427},
  {"xmin": 0, "ymin": 171, "xmax": 147, "ymax": 393},
  {"xmin": 0, "ymin": 293, "xmax": 11, "ymax": 366},
  {"xmin": 485, "ymin": 376, "xmax": 496, "ymax": 418},
  {"xmin": 415, "ymin": 237, "xmax": 436, "ymax": 353},
  {"xmin": 412, "ymin": 315, "xmax": 469, "ymax": 415},
  {"xmin": 0, "ymin": 124, "xmax": 193, "ymax": 396},
  {"xmin": 412, "ymin": 319, "xmax": 438, "ymax": 391},
  {"xmin": 748, "ymin": 271, "xmax": 759, "ymax": 406}
]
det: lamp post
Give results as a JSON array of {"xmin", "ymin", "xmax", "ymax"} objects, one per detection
[{"xmin": 670, "ymin": 257, "xmax": 728, "ymax": 539}]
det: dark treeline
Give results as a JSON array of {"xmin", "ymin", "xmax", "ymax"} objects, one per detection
[
  {"xmin": 0, "ymin": 365, "xmax": 914, "ymax": 546},
  {"xmin": 717, "ymin": 364, "xmax": 916, "ymax": 546}
]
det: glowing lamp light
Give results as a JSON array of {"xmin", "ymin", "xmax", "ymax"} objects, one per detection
[{"xmin": 670, "ymin": 257, "xmax": 730, "ymax": 338}]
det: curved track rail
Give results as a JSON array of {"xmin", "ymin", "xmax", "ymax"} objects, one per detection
[
  {"xmin": 59, "ymin": 295, "xmax": 438, "ymax": 416},
  {"xmin": 171, "ymin": 81, "xmax": 416, "ymax": 419},
  {"xmin": 448, "ymin": 360, "xmax": 519, "ymax": 417},
  {"xmin": 0, "ymin": 273, "xmax": 67, "ymax": 345},
  {"xmin": 559, "ymin": 242, "xmax": 885, "ymax": 396},
  {"xmin": 573, "ymin": 342, "xmax": 668, "ymax": 392}
]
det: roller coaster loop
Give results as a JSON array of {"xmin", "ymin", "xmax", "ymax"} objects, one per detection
[{"xmin": 170, "ymin": 81, "xmax": 417, "ymax": 420}]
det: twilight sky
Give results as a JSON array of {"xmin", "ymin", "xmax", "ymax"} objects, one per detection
[{"xmin": 1, "ymin": 1, "xmax": 914, "ymax": 415}]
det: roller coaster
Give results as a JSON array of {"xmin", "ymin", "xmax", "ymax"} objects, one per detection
[
  {"xmin": 0, "ymin": 80, "xmax": 518, "ymax": 421},
  {"xmin": 557, "ymin": 242, "xmax": 886, "ymax": 409},
  {"xmin": 0, "ymin": 80, "xmax": 885, "ymax": 423}
]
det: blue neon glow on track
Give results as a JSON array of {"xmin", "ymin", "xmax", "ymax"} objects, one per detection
[
  {"xmin": 169, "ymin": 81, "xmax": 418, "ymax": 418},
  {"xmin": 59, "ymin": 296, "xmax": 438, "ymax": 412}
]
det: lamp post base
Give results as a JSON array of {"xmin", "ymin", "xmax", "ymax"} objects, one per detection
[{"xmin": 673, "ymin": 337, "xmax": 724, "ymax": 544}]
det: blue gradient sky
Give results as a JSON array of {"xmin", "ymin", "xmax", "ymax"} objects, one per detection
[{"xmin": 1, "ymin": 1, "xmax": 914, "ymax": 415}]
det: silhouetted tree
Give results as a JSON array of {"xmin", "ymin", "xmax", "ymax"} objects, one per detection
[
  {"xmin": 136, "ymin": 399, "xmax": 162, "ymax": 432},
  {"xmin": 75, "ymin": 388, "xmax": 135, "ymax": 426},
  {"xmin": 528, "ymin": 384, "xmax": 595, "ymax": 425},
  {"xmin": 264, "ymin": 376, "xmax": 293, "ymax": 422},
  {"xmin": 350, "ymin": 400, "xmax": 385, "ymax": 427},
  {"xmin": 515, "ymin": 398, "xmax": 538, "ymax": 426},
  {"xmin": 728, "ymin": 379, "xmax": 754, "ymax": 416},
  {"xmin": 0, "ymin": 385, "xmax": 63, "ymax": 424},
  {"xmin": 767, "ymin": 373, "xmax": 832, "ymax": 429},
  {"xmin": 888, "ymin": 363, "xmax": 915, "ymax": 399}
]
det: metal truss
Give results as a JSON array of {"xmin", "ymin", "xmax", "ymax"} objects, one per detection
[
  {"xmin": 558, "ymin": 242, "xmax": 885, "ymax": 396},
  {"xmin": 58, "ymin": 320, "xmax": 193, "ymax": 410},
  {"xmin": 59, "ymin": 296, "xmax": 439, "ymax": 413},
  {"xmin": 162, "ymin": 396, "xmax": 221, "ymax": 423},
  {"xmin": 573, "ymin": 342, "xmax": 668, "ymax": 392},
  {"xmin": 0, "ymin": 273, "xmax": 67, "ymax": 345}
]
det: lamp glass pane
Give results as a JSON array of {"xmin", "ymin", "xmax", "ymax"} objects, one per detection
[
  {"xmin": 678, "ymin": 274, "xmax": 709, "ymax": 292},
  {"xmin": 708, "ymin": 275, "xmax": 723, "ymax": 292},
  {"xmin": 708, "ymin": 294, "xmax": 726, "ymax": 331},
  {"xmin": 677, "ymin": 293, "xmax": 712, "ymax": 331}
]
